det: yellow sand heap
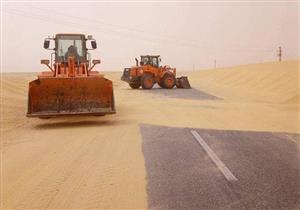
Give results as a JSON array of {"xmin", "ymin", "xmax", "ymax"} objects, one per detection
[{"xmin": 189, "ymin": 60, "xmax": 300, "ymax": 104}]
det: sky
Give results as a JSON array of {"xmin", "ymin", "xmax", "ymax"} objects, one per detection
[{"xmin": 1, "ymin": 1, "xmax": 299, "ymax": 72}]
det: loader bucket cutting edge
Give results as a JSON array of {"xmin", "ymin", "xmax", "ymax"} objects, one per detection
[{"xmin": 27, "ymin": 77, "xmax": 116, "ymax": 117}]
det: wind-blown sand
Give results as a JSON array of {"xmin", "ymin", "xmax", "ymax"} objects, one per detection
[
  {"xmin": 190, "ymin": 60, "xmax": 300, "ymax": 104},
  {"xmin": 1, "ymin": 60, "xmax": 299, "ymax": 209}
]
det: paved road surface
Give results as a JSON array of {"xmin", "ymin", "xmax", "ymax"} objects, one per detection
[
  {"xmin": 140, "ymin": 124, "xmax": 300, "ymax": 210},
  {"xmin": 138, "ymin": 85, "xmax": 220, "ymax": 100}
]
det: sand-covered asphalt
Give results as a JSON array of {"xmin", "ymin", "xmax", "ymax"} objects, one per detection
[{"xmin": 140, "ymin": 124, "xmax": 300, "ymax": 210}]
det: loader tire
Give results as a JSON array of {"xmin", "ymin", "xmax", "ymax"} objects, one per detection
[
  {"xmin": 158, "ymin": 81, "xmax": 164, "ymax": 88},
  {"xmin": 162, "ymin": 73, "xmax": 176, "ymax": 89},
  {"xmin": 141, "ymin": 74, "xmax": 154, "ymax": 89},
  {"xmin": 129, "ymin": 80, "xmax": 141, "ymax": 89}
]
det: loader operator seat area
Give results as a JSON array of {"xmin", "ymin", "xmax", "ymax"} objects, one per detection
[
  {"xmin": 56, "ymin": 35, "xmax": 85, "ymax": 65},
  {"xmin": 141, "ymin": 57, "xmax": 149, "ymax": 66},
  {"xmin": 152, "ymin": 57, "xmax": 158, "ymax": 67},
  {"xmin": 65, "ymin": 45, "xmax": 80, "ymax": 62},
  {"xmin": 140, "ymin": 56, "xmax": 159, "ymax": 68}
]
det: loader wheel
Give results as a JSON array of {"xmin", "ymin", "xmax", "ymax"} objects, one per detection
[
  {"xmin": 129, "ymin": 80, "xmax": 141, "ymax": 89},
  {"xmin": 158, "ymin": 81, "xmax": 164, "ymax": 88},
  {"xmin": 141, "ymin": 74, "xmax": 154, "ymax": 89},
  {"xmin": 162, "ymin": 73, "xmax": 176, "ymax": 89}
]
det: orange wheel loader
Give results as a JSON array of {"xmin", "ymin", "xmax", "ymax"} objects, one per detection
[
  {"xmin": 121, "ymin": 55, "xmax": 191, "ymax": 89},
  {"xmin": 27, "ymin": 34, "xmax": 116, "ymax": 118}
]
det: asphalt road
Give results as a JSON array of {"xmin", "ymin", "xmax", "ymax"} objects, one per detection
[
  {"xmin": 137, "ymin": 85, "xmax": 220, "ymax": 100},
  {"xmin": 140, "ymin": 124, "xmax": 300, "ymax": 210}
]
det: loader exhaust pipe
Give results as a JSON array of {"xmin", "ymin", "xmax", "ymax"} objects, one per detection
[{"xmin": 135, "ymin": 58, "xmax": 139, "ymax": 66}]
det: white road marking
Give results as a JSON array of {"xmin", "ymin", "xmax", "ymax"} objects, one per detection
[
  {"xmin": 190, "ymin": 130, "xmax": 238, "ymax": 182},
  {"xmin": 286, "ymin": 134, "xmax": 297, "ymax": 144}
]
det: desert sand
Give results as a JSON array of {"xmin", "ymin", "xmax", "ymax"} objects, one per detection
[{"xmin": 1, "ymin": 60, "xmax": 299, "ymax": 209}]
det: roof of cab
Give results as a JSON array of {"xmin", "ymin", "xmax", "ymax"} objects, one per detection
[
  {"xmin": 55, "ymin": 33, "xmax": 85, "ymax": 37},
  {"xmin": 141, "ymin": 55, "xmax": 160, "ymax": 57}
]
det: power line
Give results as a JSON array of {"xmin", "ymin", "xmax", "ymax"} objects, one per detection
[
  {"xmin": 3, "ymin": 8, "xmax": 296, "ymax": 58},
  {"xmin": 4, "ymin": 7, "xmax": 278, "ymax": 54},
  {"xmin": 3, "ymin": 8, "xmax": 202, "ymax": 49},
  {"xmin": 22, "ymin": 5, "xmax": 208, "ymax": 49}
]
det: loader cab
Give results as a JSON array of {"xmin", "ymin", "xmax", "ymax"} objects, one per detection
[
  {"xmin": 140, "ymin": 55, "xmax": 160, "ymax": 68},
  {"xmin": 55, "ymin": 34, "xmax": 87, "ymax": 64},
  {"xmin": 43, "ymin": 34, "xmax": 98, "ymax": 66}
]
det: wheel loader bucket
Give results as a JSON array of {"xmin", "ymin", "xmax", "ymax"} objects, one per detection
[
  {"xmin": 121, "ymin": 68, "xmax": 131, "ymax": 83},
  {"xmin": 176, "ymin": 76, "xmax": 191, "ymax": 89},
  {"xmin": 27, "ymin": 77, "xmax": 116, "ymax": 118}
]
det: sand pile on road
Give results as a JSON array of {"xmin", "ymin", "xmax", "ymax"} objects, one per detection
[
  {"xmin": 1, "ymin": 72, "xmax": 148, "ymax": 209},
  {"xmin": 1, "ymin": 73, "xmax": 33, "ymax": 133},
  {"xmin": 189, "ymin": 60, "xmax": 300, "ymax": 104}
]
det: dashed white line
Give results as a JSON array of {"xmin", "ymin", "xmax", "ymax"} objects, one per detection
[
  {"xmin": 190, "ymin": 130, "xmax": 238, "ymax": 182},
  {"xmin": 285, "ymin": 134, "xmax": 297, "ymax": 144}
]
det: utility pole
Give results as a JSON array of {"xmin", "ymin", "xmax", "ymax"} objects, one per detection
[
  {"xmin": 214, "ymin": 60, "xmax": 217, "ymax": 69},
  {"xmin": 277, "ymin": 46, "xmax": 282, "ymax": 62}
]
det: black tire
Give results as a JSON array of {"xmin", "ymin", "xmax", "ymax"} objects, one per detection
[
  {"xmin": 129, "ymin": 80, "xmax": 141, "ymax": 89},
  {"xmin": 141, "ymin": 73, "xmax": 155, "ymax": 89},
  {"xmin": 162, "ymin": 73, "xmax": 176, "ymax": 89},
  {"xmin": 158, "ymin": 81, "xmax": 164, "ymax": 88}
]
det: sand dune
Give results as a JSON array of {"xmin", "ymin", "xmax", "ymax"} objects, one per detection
[
  {"xmin": 189, "ymin": 60, "xmax": 300, "ymax": 104},
  {"xmin": 286, "ymin": 94, "xmax": 300, "ymax": 104},
  {"xmin": 1, "ymin": 60, "xmax": 299, "ymax": 209}
]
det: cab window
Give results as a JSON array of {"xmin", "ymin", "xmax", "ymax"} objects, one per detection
[
  {"xmin": 152, "ymin": 57, "xmax": 158, "ymax": 67},
  {"xmin": 142, "ymin": 57, "xmax": 149, "ymax": 64}
]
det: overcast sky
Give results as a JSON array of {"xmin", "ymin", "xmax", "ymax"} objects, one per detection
[{"xmin": 1, "ymin": 1, "xmax": 299, "ymax": 72}]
